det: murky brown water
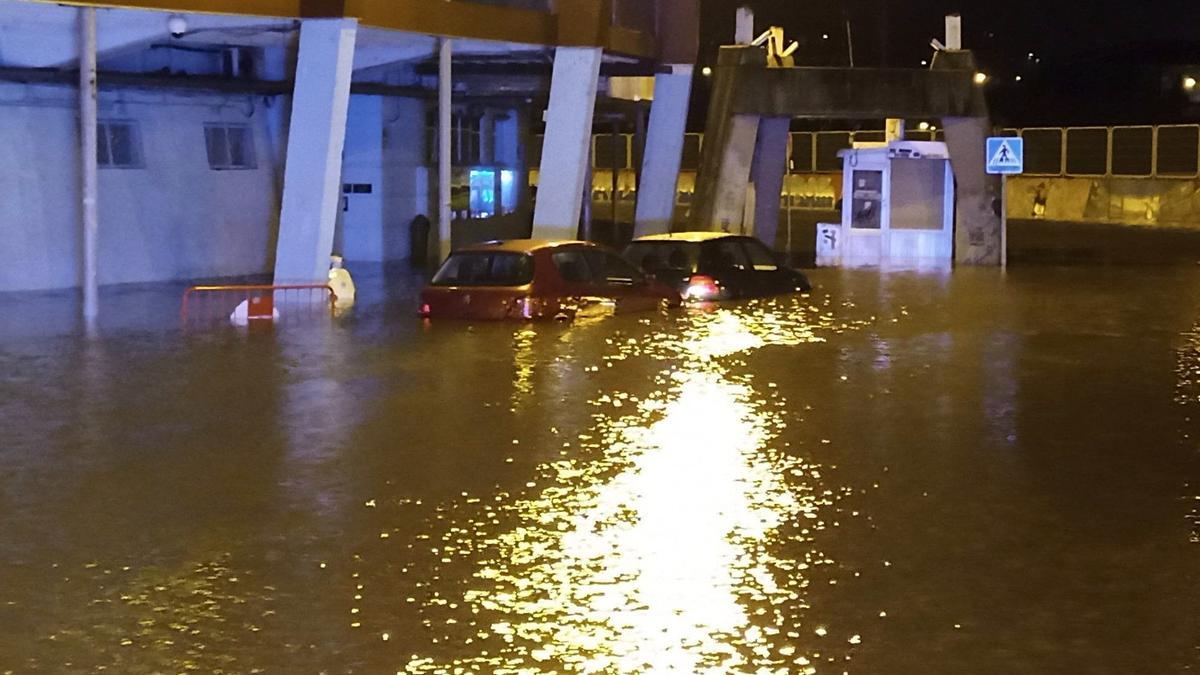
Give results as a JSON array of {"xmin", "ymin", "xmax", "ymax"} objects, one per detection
[{"xmin": 0, "ymin": 265, "xmax": 1197, "ymax": 673}]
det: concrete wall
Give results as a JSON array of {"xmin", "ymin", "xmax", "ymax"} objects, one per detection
[
  {"xmin": 380, "ymin": 96, "xmax": 430, "ymax": 263},
  {"xmin": 1008, "ymin": 176, "xmax": 1200, "ymax": 227},
  {"xmin": 0, "ymin": 82, "xmax": 282, "ymax": 292}
]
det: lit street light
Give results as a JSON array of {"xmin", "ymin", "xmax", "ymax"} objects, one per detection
[
  {"xmin": 1185, "ymin": 76, "xmax": 1197, "ymax": 92},
  {"xmin": 974, "ymin": 72, "xmax": 989, "ymax": 85},
  {"xmin": 702, "ymin": 66, "xmax": 713, "ymax": 77}
]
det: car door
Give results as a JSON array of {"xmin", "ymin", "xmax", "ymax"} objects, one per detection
[
  {"xmin": 549, "ymin": 247, "xmax": 600, "ymax": 314},
  {"xmin": 738, "ymin": 237, "xmax": 792, "ymax": 296},
  {"xmin": 701, "ymin": 238, "xmax": 755, "ymax": 298},
  {"xmin": 582, "ymin": 249, "xmax": 655, "ymax": 313}
]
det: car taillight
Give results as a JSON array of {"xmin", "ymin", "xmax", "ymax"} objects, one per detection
[
  {"xmin": 684, "ymin": 274, "xmax": 721, "ymax": 300},
  {"xmin": 419, "ymin": 303, "xmax": 431, "ymax": 317}
]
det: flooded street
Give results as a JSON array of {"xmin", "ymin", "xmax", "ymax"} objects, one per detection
[{"xmin": 1, "ymin": 265, "xmax": 1198, "ymax": 673}]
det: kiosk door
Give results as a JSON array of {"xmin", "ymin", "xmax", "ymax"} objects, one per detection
[{"xmin": 844, "ymin": 169, "xmax": 886, "ymax": 266}]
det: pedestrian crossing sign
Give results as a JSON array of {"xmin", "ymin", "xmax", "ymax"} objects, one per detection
[{"xmin": 986, "ymin": 137, "xmax": 1024, "ymax": 175}]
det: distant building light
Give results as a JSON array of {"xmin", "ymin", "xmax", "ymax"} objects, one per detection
[
  {"xmin": 973, "ymin": 72, "xmax": 989, "ymax": 85},
  {"xmin": 822, "ymin": 33, "xmax": 830, "ymax": 40},
  {"xmin": 1015, "ymin": 75, "xmax": 1023, "ymax": 82},
  {"xmin": 918, "ymin": 122, "xmax": 930, "ymax": 131},
  {"xmin": 1185, "ymin": 76, "xmax": 1198, "ymax": 92},
  {"xmin": 1027, "ymin": 52, "xmax": 1035, "ymax": 59},
  {"xmin": 921, "ymin": 60, "xmax": 929, "ymax": 66},
  {"xmin": 701, "ymin": 66, "xmax": 713, "ymax": 77}
]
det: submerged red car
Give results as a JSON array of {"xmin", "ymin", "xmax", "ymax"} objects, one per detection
[{"xmin": 419, "ymin": 240, "xmax": 681, "ymax": 321}]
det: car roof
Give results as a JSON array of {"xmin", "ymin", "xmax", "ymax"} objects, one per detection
[
  {"xmin": 631, "ymin": 231, "xmax": 741, "ymax": 243},
  {"xmin": 456, "ymin": 239, "xmax": 604, "ymax": 254}
]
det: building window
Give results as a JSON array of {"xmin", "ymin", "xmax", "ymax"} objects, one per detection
[
  {"xmin": 97, "ymin": 121, "xmax": 143, "ymax": 169},
  {"xmin": 204, "ymin": 124, "xmax": 256, "ymax": 170}
]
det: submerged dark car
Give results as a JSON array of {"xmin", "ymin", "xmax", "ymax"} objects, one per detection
[{"xmin": 624, "ymin": 232, "xmax": 812, "ymax": 302}]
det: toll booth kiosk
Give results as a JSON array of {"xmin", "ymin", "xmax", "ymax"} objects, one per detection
[{"xmin": 822, "ymin": 141, "xmax": 956, "ymax": 269}]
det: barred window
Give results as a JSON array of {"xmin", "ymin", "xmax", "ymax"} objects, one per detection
[
  {"xmin": 97, "ymin": 121, "xmax": 142, "ymax": 169},
  {"xmin": 204, "ymin": 124, "xmax": 256, "ymax": 170}
]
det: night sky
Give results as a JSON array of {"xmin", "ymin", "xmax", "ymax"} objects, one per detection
[{"xmin": 697, "ymin": 0, "xmax": 1200, "ymax": 125}]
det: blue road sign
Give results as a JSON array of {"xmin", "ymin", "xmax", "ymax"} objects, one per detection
[{"xmin": 986, "ymin": 137, "xmax": 1024, "ymax": 175}]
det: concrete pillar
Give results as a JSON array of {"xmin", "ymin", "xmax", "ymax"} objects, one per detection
[
  {"xmin": 437, "ymin": 38, "xmax": 453, "ymax": 261},
  {"xmin": 943, "ymin": 116, "xmax": 1002, "ymax": 265},
  {"xmin": 945, "ymin": 14, "xmax": 963, "ymax": 51},
  {"xmin": 633, "ymin": 67, "xmax": 693, "ymax": 237},
  {"xmin": 532, "ymin": 46, "xmax": 602, "ymax": 240},
  {"xmin": 274, "ymin": 18, "xmax": 357, "ymax": 284},
  {"xmin": 79, "ymin": 7, "xmax": 98, "ymax": 323},
  {"xmin": 701, "ymin": 114, "xmax": 759, "ymax": 232},
  {"xmin": 750, "ymin": 117, "xmax": 789, "ymax": 248},
  {"xmin": 735, "ymin": 6, "xmax": 755, "ymax": 45}
]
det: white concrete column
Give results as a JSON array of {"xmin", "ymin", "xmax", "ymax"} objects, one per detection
[
  {"xmin": 735, "ymin": 6, "xmax": 755, "ymax": 45},
  {"xmin": 633, "ymin": 66, "xmax": 693, "ymax": 237},
  {"xmin": 79, "ymin": 7, "xmax": 98, "ymax": 322},
  {"xmin": 437, "ymin": 38, "xmax": 453, "ymax": 261},
  {"xmin": 532, "ymin": 46, "xmax": 602, "ymax": 240},
  {"xmin": 273, "ymin": 18, "xmax": 357, "ymax": 284},
  {"xmin": 750, "ymin": 116, "xmax": 789, "ymax": 248},
  {"xmin": 945, "ymin": 14, "xmax": 963, "ymax": 51}
]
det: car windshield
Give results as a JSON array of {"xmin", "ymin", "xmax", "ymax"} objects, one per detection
[
  {"xmin": 624, "ymin": 241, "xmax": 701, "ymax": 274},
  {"xmin": 431, "ymin": 251, "xmax": 534, "ymax": 286}
]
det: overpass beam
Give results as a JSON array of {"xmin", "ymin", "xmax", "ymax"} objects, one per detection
[
  {"xmin": 633, "ymin": 66, "xmax": 693, "ymax": 237},
  {"xmin": 274, "ymin": 18, "xmax": 357, "ymax": 284},
  {"xmin": 532, "ymin": 46, "xmax": 602, "ymax": 240}
]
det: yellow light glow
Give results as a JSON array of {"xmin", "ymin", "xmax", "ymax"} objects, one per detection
[
  {"xmin": 1185, "ymin": 76, "xmax": 1197, "ymax": 92},
  {"xmin": 701, "ymin": 66, "xmax": 713, "ymax": 77},
  {"xmin": 973, "ymin": 72, "xmax": 989, "ymax": 85}
]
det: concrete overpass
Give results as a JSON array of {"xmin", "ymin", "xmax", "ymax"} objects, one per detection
[{"xmin": 687, "ymin": 30, "xmax": 1004, "ymax": 266}]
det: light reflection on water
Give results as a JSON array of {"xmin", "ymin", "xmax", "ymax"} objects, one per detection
[
  {"xmin": 5, "ymin": 268, "xmax": 1199, "ymax": 672},
  {"xmin": 401, "ymin": 305, "xmax": 847, "ymax": 674}
]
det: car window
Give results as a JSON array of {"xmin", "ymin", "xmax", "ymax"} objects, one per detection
[
  {"xmin": 705, "ymin": 239, "xmax": 752, "ymax": 270},
  {"xmin": 624, "ymin": 242, "xmax": 700, "ymax": 273},
  {"xmin": 552, "ymin": 249, "xmax": 592, "ymax": 283},
  {"xmin": 741, "ymin": 238, "xmax": 779, "ymax": 271},
  {"xmin": 431, "ymin": 252, "xmax": 534, "ymax": 286},
  {"xmin": 584, "ymin": 249, "xmax": 644, "ymax": 285}
]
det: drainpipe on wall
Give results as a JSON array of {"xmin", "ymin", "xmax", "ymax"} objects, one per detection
[{"xmin": 79, "ymin": 7, "xmax": 99, "ymax": 325}]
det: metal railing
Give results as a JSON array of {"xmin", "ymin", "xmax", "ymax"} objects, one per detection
[
  {"xmin": 579, "ymin": 124, "xmax": 1200, "ymax": 179},
  {"xmin": 181, "ymin": 284, "xmax": 338, "ymax": 325}
]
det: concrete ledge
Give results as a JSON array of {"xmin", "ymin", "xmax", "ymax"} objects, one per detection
[{"xmin": 1009, "ymin": 219, "xmax": 1200, "ymax": 265}]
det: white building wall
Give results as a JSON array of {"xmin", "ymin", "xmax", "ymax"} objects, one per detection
[
  {"xmin": 379, "ymin": 96, "xmax": 430, "ymax": 262},
  {"xmin": 0, "ymin": 82, "xmax": 282, "ymax": 291},
  {"xmin": 342, "ymin": 94, "xmax": 385, "ymax": 261}
]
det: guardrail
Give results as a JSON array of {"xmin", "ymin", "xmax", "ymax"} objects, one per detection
[
  {"xmin": 181, "ymin": 284, "xmax": 338, "ymax": 324},
  {"xmin": 573, "ymin": 124, "xmax": 1200, "ymax": 179}
]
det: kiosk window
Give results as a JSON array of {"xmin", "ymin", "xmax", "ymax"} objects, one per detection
[{"xmin": 851, "ymin": 170, "xmax": 883, "ymax": 230}]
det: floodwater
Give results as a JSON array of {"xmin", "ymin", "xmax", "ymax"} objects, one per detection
[{"xmin": 0, "ymin": 264, "xmax": 1197, "ymax": 674}]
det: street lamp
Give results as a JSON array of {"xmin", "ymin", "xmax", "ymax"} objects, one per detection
[
  {"xmin": 701, "ymin": 66, "xmax": 713, "ymax": 77},
  {"xmin": 973, "ymin": 72, "xmax": 989, "ymax": 85},
  {"xmin": 1185, "ymin": 76, "xmax": 1197, "ymax": 92}
]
